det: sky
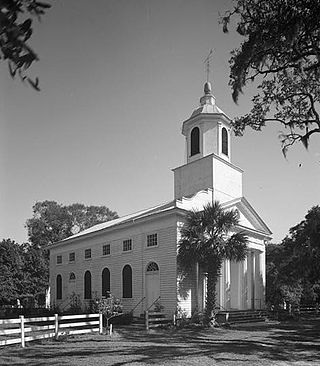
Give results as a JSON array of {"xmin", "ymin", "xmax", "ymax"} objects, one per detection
[{"xmin": 1, "ymin": 0, "xmax": 319, "ymax": 244}]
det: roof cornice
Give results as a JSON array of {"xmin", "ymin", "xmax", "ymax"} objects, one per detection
[{"xmin": 48, "ymin": 206, "xmax": 184, "ymax": 249}]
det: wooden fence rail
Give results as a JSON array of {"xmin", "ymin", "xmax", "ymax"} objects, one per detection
[{"xmin": 0, "ymin": 313, "xmax": 103, "ymax": 348}]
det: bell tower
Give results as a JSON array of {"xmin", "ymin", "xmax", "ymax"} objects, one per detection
[
  {"xmin": 173, "ymin": 82, "xmax": 243, "ymax": 203},
  {"xmin": 183, "ymin": 81, "xmax": 231, "ymax": 163}
]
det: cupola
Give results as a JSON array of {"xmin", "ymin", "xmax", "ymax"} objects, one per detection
[{"xmin": 182, "ymin": 82, "xmax": 232, "ymax": 163}]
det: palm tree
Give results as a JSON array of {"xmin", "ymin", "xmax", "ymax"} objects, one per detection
[{"xmin": 177, "ymin": 201, "xmax": 248, "ymax": 325}]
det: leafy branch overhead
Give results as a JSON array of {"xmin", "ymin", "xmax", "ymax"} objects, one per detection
[
  {"xmin": 222, "ymin": 0, "xmax": 320, "ymax": 154},
  {"xmin": 0, "ymin": 0, "xmax": 51, "ymax": 90}
]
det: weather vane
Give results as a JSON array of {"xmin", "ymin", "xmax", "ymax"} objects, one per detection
[{"xmin": 204, "ymin": 49, "xmax": 214, "ymax": 82}]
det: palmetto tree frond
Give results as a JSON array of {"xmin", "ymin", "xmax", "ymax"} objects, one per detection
[
  {"xmin": 224, "ymin": 232, "xmax": 248, "ymax": 262},
  {"xmin": 177, "ymin": 200, "xmax": 248, "ymax": 325}
]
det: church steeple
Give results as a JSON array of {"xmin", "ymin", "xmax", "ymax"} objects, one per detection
[{"xmin": 173, "ymin": 80, "xmax": 243, "ymax": 202}]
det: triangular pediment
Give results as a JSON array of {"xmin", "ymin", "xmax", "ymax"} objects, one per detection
[
  {"xmin": 222, "ymin": 197, "xmax": 272, "ymax": 237},
  {"xmin": 176, "ymin": 191, "xmax": 271, "ymax": 238}
]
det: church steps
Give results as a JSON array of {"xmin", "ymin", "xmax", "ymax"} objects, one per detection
[{"xmin": 217, "ymin": 310, "xmax": 267, "ymax": 324}]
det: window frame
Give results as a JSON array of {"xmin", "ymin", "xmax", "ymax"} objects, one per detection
[
  {"xmin": 56, "ymin": 274, "xmax": 62, "ymax": 300},
  {"xmin": 84, "ymin": 270, "xmax": 92, "ymax": 300},
  {"xmin": 84, "ymin": 248, "xmax": 92, "ymax": 260},
  {"xmin": 102, "ymin": 267, "xmax": 111, "ymax": 297},
  {"xmin": 69, "ymin": 252, "xmax": 75, "ymax": 262},
  {"xmin": 102, "ymin": 244, "xmax": 111, "ymax": 256},
  {"xmin": 122, "ymin": 239, "xmax": 132, "ymax": 252},
  {"xmin": 190, "ymin": 126, "xmax": 200, "ymax": 156},
  {"xmin": 56, "ymin": 255, "xmax": 62, "ymax": 265},
  {"xmin": 146, "ymin": 233, "xmax": 158, "ymax": 248},
  {"xmin": 221, "ymin": 127, "xmax": 229, "ymax": 156},
  {"xmin": 122, "ymin": 264, "xmax": 132, "ymax": 298}
]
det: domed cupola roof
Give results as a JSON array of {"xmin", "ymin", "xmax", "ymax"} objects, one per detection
[{"xmin": 189, "ymin": 81, "xmax": 230, "ymax": 119}]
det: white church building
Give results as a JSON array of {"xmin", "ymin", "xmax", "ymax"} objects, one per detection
[{"xmin": 48, "ymin": 81, "xmax": 272, "ymax": 317}]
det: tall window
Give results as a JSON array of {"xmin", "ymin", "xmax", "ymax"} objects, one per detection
[
  {"xmin": 122, "ymin": 265, "xmax": 132, "ymax": 298},
  {"xmin": 190, "ymin": 127, "xmax": 200, "ymax": 156},
  {"xmin": 102, "ymin": 268, "xmax": 110, "ymax": 297},
  {"xmin": 69, "ymin": 252, "xmax": 75, "ymax": 262},
  {"xmin": 222, "ymin": 127, "xmax": 229, "ymax": 156},
  {"xmin": 56, "ymin": 274, "xmax": 62, "ymax": 300},
  {"xmin": 56, "ymin": 255, "xmax": 62, "ymax": 264},
  {"xmin": 84, "ymin": 270, "xmax": 92, "ymax": 299}
]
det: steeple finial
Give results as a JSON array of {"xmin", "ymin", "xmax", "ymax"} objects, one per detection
[
  {"xmin": 200, "ymin": 49, "xmax": 215, "ymax": 106},
  {"xmin": 204, "ymin": 49, "xmax": 214, "ymax": 83}
]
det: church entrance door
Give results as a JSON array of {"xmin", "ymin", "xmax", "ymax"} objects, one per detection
[{"xmin": 145, "ymin": 262, "xmax": 160, "ymax": 310}]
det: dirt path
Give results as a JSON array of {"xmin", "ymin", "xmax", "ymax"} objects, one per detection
[{"xmin": 1, "ymin": 319, "xmax": 320, "ymax": 366}]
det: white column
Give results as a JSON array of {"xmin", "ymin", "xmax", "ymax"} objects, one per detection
[
  {"xmin": 254, "ymin": 250, "xmax": 266, "ymax": 309},
  {"xmin": 225, "ymin": 259, "xmax": 231, "ymax": 309},
  {"xmin": 237, "ymin": 261, "xmax": 242, "ymax": 309},
  {"xmin": 247, "ymin": 250, "xmax": 255, "ymax": 309},
  {"xmin": 260, "ymin": 250, "xmax": 266, "ymax": 308},
  {"xmin": 230, "ymin": 261, "xmax": 241, "ymax": 309},
  {"xmin": 252, "ymin": 251, "xmax": 256, "ymax": 309},
  {"xmin": 219, "ymin": 261, "xmax": 225, "ymax": 309},
  {"xmin": 242, "ymin": 256, "xmax": 248, "ymax": 309}
]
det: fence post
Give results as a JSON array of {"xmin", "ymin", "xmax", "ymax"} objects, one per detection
[
  {"xmin": 20, "ymin": 315, "xmax": 25, "ymax": 348},
  {"xmin": 173, "ymin": 314, "xmax": 176, "ymax": 326},
  {"xmin": 54, "ymin": 313, "xmax": 59, "ymax": 340},
  {"xmin": 109, "ymin": 323, "xmax": 113, "ymax": 336},
  {"xmin": 99, "ymin": 313, "xmax": 103, "ymax": 335},
  {"xmin": 145, "ymin": 310, "xmax": 149, "ymax": 331}
]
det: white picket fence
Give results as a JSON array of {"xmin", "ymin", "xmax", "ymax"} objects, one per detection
[{"xmin": 0, "ymin": 313, "xmax": 103, "ymax": 348}]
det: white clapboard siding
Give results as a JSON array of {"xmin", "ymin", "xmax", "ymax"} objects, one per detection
[{"xmin": 49, "ymin": 212, "xmax": 180, "ymax": 318}]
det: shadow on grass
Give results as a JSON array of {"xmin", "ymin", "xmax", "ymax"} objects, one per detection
[{"xmin": 1, "ymin": 319, "xmax": 320, "ymax": 365}]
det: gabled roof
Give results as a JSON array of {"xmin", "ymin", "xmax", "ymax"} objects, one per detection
[
  {"xmin": 50, "ymin": 200, "xmax": 179, "ymax": 246},
  {"xmin": 222, "ymin": 197, "xmax": 272, "ymax": 236},
  {"xmin": 50, "ymin": 190, "xmax": 271, "ymax": 247}
]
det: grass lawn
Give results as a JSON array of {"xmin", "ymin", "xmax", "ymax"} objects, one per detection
[{"xmin": 1, "ymin": 318, "xmax": 320, "ymax": 366}]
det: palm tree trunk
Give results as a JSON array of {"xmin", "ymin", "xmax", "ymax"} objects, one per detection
[{"xmin": 205, "ymin": 267, "xmax": 218, "ymax": 326}]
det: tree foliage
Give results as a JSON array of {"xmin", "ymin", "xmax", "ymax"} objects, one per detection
[
  {"xmin": 0, "ymin": 239, "xmax": 48, "ymax": 306},
  {"xmin": 0, "ymin": 0, "xmax": 51, "ymax": 90},
  {"xmin": 177, "ymin": 201, "xmax": 248, "ymax": 324},
  {"xmin": 26, "ymin": 200, "xmax": 119, "ymax": 248},
  {"xmin": 222, "ymin": 0, "xmax": 320, "ymax": 153},
  {"xmin": 266, "ymin": 206, "xmax": 320, "ymax": 308},
  {"xmin": 0, "ymin": 239, "xmax": 25, "ymax": 305},
  {"xmin": 0, "ymin": 201, "xmax": 118, "ymax": 306}
]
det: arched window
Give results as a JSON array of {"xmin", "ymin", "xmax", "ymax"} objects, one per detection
[
  {"xmin": 84, "ymin": 270, "xmax": 92, "ymax": 299},
  {"xmin": 146, "ymin": 262, "xmax": 159, "ymax": 272},
  {"xmin": 222, "ymin": 127, "xmax": 228, "ymax": 156},
  {"xmin": 122, "ymin": 265, "xmax": 132, "ymax": 298},
  {"xmin": 69, "ymin": 272, "xmax": 76, "ymax": 282},
  {"xmin": 190, "ymin": 127, "xmax": 200, "ymax": 156},
  {"xmin": 56, "ymin": 274, "xmax": 62, "ymax": 300},
  {"xmin": 102, "ymin": 268, "xmax": 110, "ymax": 297}
]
